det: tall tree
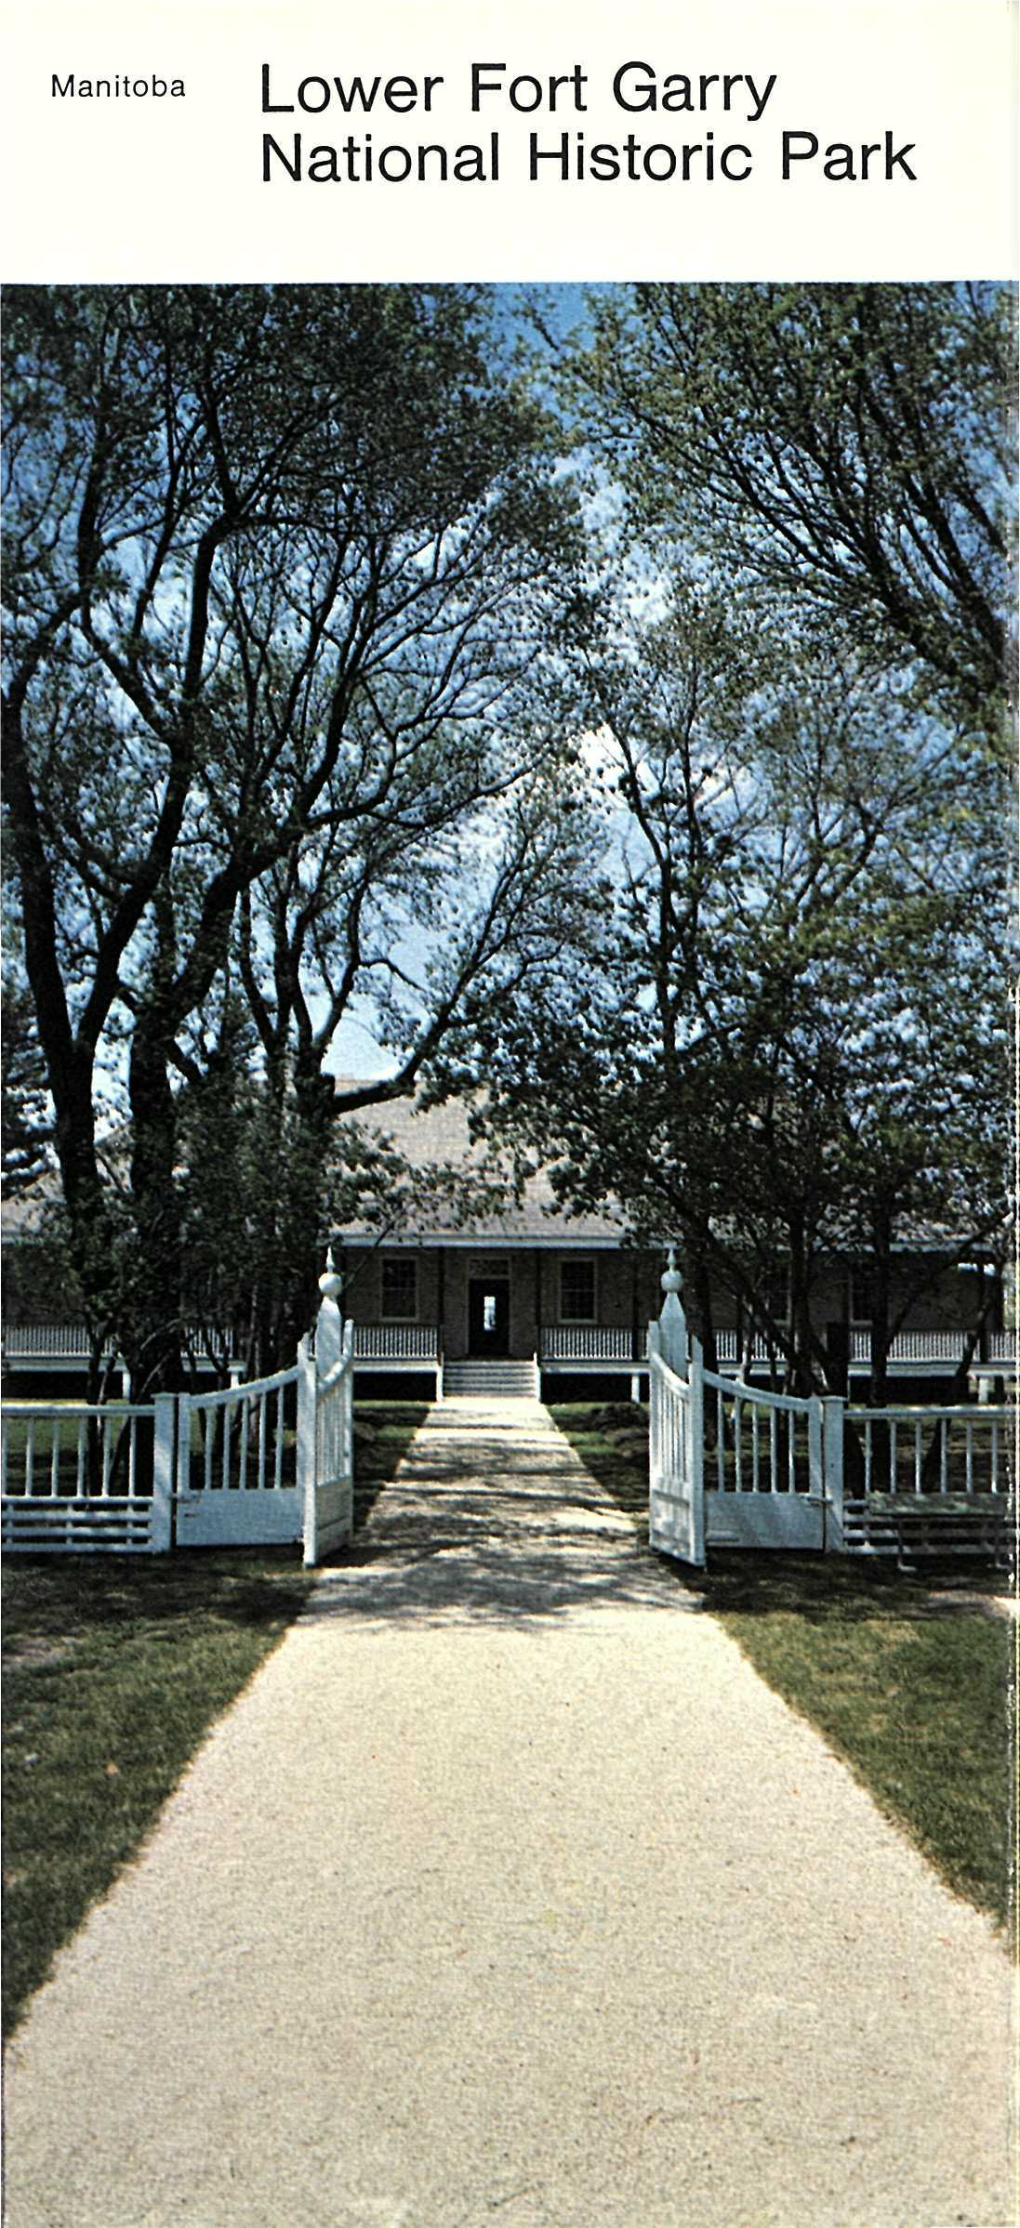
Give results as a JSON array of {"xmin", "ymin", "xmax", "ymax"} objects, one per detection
[
  {"xmin": 3, "ymin": 284, "xmax": 588, "ymax": 1389},
  {"xmin": 442, "ymin": 586, "xmax": 1009, "ymax": 1397}
]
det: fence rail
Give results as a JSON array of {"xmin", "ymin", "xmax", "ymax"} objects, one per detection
[
  {"xmin": 844, "ymin": 1403, "xmax": 1010, "ymax": 1498},
  {"xmin": 1, "ymin": 1398, "xmax": 173, "ymax": 1554}
]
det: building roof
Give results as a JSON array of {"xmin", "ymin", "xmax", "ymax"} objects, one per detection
[{"xmin": 332, "ymin": 1085, "xmax": 630, "ymax": 1248}]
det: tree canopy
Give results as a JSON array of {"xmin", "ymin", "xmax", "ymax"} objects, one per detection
[
  {"xmin": 3, "ymin": 280, "xmax": 1012, "ymax": 1396},
  {"xmin": 3, "ymin": 283, "xmax": 594, "ymax": 1387},
  {"xmin": 565, "ymin": 282, "xmax": 1012, "ymax": 745}
]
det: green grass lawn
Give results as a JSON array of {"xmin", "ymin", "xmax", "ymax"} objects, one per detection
[
  {"xmin": 2, "ymin": 1399, "xmax": 428, "ymax": 2037},
  {"xmin": 551, "ymin": 1402, "xmax": 1015, "ymax": 1933}
]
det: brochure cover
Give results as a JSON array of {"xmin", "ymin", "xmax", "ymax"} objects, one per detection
[{"xmin": 1, "ymin": 4, "xmax": 1017, "ymax": 2225}]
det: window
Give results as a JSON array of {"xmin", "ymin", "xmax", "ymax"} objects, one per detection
[
  {"xmin": 559, "ymin": 1258, "xmax": 596, "ymax": 1323},
  {"xmin": 381, "ymin": 1256, "xmax": 418, "ymax": 1321}
]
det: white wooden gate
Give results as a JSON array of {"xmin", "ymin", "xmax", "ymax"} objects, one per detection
[
  {"xmin": 702, "ymin": 1367, "xmax": 825, "ymax": 1550},
  {"xmin": 175, "ymin": 1364, "xmax": 303, "ymax": 1547},
  {"xmin": 647, "ymin": 1256, "xmax": 826, "ymax": 1563},
  {"xmin": 2, "ymin": 1262, "xmax": 358, "ymax": 1560},
  {"xmin": 647, "ymin": 1262, "xmax": 706, "ymax": 1566}
]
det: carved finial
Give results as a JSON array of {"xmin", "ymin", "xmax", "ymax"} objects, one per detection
[
  {"xmin": 658, "ymin": 1245, "xmax": 687, "ymax": 1375},
  {"xmin": 318, "ymin": 1244, "xmax": 342, "ymax": 1303},
  {"xmin": 661, "ymin": 1246, "xmax": 683, "ymax": 1298},
  {"xmin": 315, "ymin": 1245, "xmax": 344, "ymax": 1375}
]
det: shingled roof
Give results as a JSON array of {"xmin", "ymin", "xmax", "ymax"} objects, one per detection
[{"xmin": 332, "ymin": 1084, "xmax": 628, "ymax": 1246}]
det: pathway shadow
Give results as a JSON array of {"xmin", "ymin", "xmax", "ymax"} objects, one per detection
[{"xmin": 303, "ymin": 1534, "xmax": 704, "ymax": 1629}]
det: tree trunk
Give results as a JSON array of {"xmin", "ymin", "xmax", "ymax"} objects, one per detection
[
  {"xmin": 868, "ymin": 1210, "xmax": 894, "ymax": 1408},
  {"xmin": 681, "ymin": 1225, "xmax": 718, "ymax": 1374},
  {"xmin": 127, "ymin": 992, "xmax": 184, "ymax": 1396}
]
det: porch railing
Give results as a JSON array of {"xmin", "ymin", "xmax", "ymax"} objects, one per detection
[
  {"xmin": 351, "ymin": 1323, "xmax": 439, "ymax": 1360},
  {"xmin": 715, "ymin": 1331, "xmax": 773, "ymax": 1365},
  {"xmin": 4, "ymin": 1316, "xmax": 1014, "ymax": 1374},
  {"xmin": 1, "ymin": 1321, "xmax": 238, "ymax": 1364},
  {"xmin": 2, "ymin": 1323, "xmax": 109, "ymax": 1358},
  {"xmin": 849, "ymin": 1329, "xmax": 968, "ymax": 1363},
  {"xmin": 540, "ymin": 1326, "xmax": 646, "ymax": 1361}
]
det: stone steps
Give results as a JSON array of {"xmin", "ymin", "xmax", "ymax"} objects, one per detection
[{"xmin": 443, "ymin": 1358, "xmax": 539, "ymax": 1398}]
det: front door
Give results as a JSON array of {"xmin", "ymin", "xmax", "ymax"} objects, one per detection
[{"xmin": 468, "ymin": 1278, "xmax": 510, "ymax": 1357}]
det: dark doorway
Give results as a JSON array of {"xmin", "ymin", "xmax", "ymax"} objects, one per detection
[{"xmin": 468, "ymin": 1278, "xmax": 510, "ymax": 1357}]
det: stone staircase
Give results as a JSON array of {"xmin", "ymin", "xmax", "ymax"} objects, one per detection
[{"xmin": 442, "ymin": 1357, "xmax": 540, "ymax": 1399}]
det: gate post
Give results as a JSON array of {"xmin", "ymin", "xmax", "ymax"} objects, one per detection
[
  {"xmin": 688, "ymin": 1337, "xmax": 705, "ymax": 1564},
  {"xmin": 647, "ymin": 1320, "xmax": 661, "ymax": 1493},
  {"xmin": 297, "ymin": 1334, "xmax": 318, "ymax": 1565},
  {"xmin": 151, "ymin": 1394, "xmax": 174, "ymax": 1553},
  {"xmin": 822, "ymin": 1395, "xmax": 845, "ymax": 1552}
]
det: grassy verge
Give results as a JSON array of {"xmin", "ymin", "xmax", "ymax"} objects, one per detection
[
  {"xmin": 2, "ymin": 1549, "xmax": 313, "ymax": 2036},
  {"xmin": 352, "ymin": 1402, "xmax": 429, "ymax": 1529},
  {"xmin": 551, "ymin": 1402, "xmax": 1014, "ymax": 1931},
  {"xmin": 2, "ymin": 1400, "xmax": 428, "ymax": 2036}
]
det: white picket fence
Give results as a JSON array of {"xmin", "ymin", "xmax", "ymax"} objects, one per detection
[
  {"xmin": 831, "ymin": 1401, "xmax": 1012, "ymax": 1560},
  {"xmin": 1, "ymin": 1266, "xmax": 356, "ymax": 1564},
  {"xmin": 1, "ymin": 1398, "xmax": 174, "ymax": 1554},
  {"xmin": 647, "ymin": 1259, "xmax": 1014, "ymax": 1566}
]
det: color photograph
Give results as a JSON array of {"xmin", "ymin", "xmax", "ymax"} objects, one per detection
[{"xmin": 1, "ymin": 10, "xmax": 1016, "ymax": 2226}]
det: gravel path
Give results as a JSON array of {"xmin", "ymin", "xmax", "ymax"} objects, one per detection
[{"xmin": 3, "ymin": 1399, "xmax": 1013, "ymax": 2228}]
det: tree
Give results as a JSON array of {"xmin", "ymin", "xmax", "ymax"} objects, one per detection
[
  {"xmin": 171, "ymin": 995, "xmax": 513, "ymax": 1385},
  {"xmin": 440, "ymin": 583, "xmax": 1009, "ymax": 1398},
  {"xmin": 1, "ymin": 973, "xmax": 53, "ymax": 1199},
  {"xmin": 565, "ymin": 283, "xmax": 1013, "ymax": 747},
  {"xmin": 3, "ymin": 284, "xmax": 590, "ymax": 1390}
]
